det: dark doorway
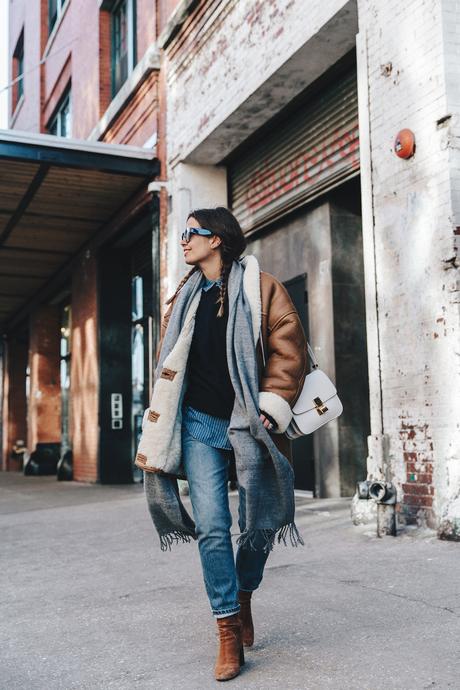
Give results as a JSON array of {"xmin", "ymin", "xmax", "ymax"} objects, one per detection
[
  {"xmin": 283, "ymin": 274, "xmax": 315, "ymax": 493},
  {"xmin": 330, "ymin": 185, "xmax": 371, "ymax": 495},
  {"xmin": 98, "ymin": 204, "xmax": 160, "ymax": 484},
  {"xmin": 99, "ymin": 246, "xmax": 133, "ymax": 483}
]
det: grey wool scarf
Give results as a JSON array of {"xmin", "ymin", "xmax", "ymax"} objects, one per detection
[{"xmin": 143, "ymin": 256, "xmax": 304, "ymax": 553}]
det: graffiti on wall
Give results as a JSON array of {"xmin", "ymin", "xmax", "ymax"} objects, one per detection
[{"xmin": 244, "ymin": 124, "xmax": 360, "ymax": 214}]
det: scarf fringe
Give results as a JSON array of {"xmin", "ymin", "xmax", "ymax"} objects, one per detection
[
  {"xmin": 235, "ymin": 521, "xmax": 305, "ymax": 553},
  {"xmin": 159, "ymin": 530, "xmax": 194, "ymax": 552}
]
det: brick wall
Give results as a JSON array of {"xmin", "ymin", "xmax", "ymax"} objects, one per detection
[
  {"xmin": 161, "ymin": 0, "xmax": 459, "ymax": 530},
  {"xmin": 8, "ymin": 0, "xmax": 42, "ymax": 130},
  {"xmin": 99, "ymin": 8, "xmax": 112, "ymax": 118},
  {"xmin": 28, "ymin": 305, "xmax": 61, "ymax": 451},
  {"xmin": 162, "ymin": 0, "xmax": 356, "ymax": 302},
  {"xmin": 5, "ymin": 0, "xmax": 161, "ymax": 483},
  {"xmin": 9, "ymin": 0, "xmax": 159, "ymax": 138},
  {"xmin": 163, "ymin": 0, "xmax": 354, "ymax": 163},
  {"xmin": 1, "ymin": 336, "xmax": 28, "ymax": 471},
  {"xmin": 43, "ymin": 0, "xmax": 104, "ymax": 136},
  {"xmin": 70, "ymin": 251, "xmax": 99, "ymax": 483},
  {"xmin": 136, "ymin": 0, "xmax": 158, "ymax": 55},
  {"xmin": 101, "ymin": 71, "xmax": 159, "ymax": 146},
  {"xmin": 357, "ymin": 0, "xmax": 459, "ymax": 528},
  {"xmin": 158, "ymin": 0, "xmax": 182, "ymax": 35},
  {"xmin": 42, "ymin": 55, "xmax": 72, "ymax": 129}
]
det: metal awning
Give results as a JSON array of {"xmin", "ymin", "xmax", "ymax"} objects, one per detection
[{"xmin": 0, "ymin": 129, "xmax": 159, "ymax": 332}]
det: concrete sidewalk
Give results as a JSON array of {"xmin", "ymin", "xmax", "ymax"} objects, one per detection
[{"xmin": 1, "ymin": 473, "xmax": 459, "ymax": 690}]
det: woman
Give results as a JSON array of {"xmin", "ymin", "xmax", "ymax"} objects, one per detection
[{"xmin": 135, "ymin": 207, "xmax": 308, "ymax": 681}]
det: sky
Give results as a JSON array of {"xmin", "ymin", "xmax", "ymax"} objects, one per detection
[{"xmin": 0, "ymin": 0, "xmax": 8, "ymax": 128}]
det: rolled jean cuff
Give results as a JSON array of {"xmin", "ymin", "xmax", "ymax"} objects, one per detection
[{"xmin": 213, "ymin": 604, "xmax": 240, "ymax": 619}]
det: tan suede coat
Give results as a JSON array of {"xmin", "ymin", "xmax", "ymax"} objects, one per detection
[{"xmin": 156, "ymin": 268, "xmax": 309, "ymax": 463}]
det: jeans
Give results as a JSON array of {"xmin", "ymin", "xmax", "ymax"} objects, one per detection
[{"xmin": 181, "ymin": 424, "xmax": 271, "ymax": 618}]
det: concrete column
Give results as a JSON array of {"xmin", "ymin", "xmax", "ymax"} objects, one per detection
[
  {"xmin": 28, "ymin": 306, "xmax": 61, "ymax": 452},
  {"xmin": 436, "ymin": 0, "xmax": 460, "ymax": 540},
  {"xmin": 165, "ymin": 162, "xmax": 227, "ymax": 301}
]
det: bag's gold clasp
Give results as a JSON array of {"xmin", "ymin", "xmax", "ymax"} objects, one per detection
[{"xmin": 313, "ymin": 397, "xmax": 328, "ymax": 416}]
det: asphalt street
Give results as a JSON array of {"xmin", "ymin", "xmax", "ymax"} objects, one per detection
[{"xmin": 1, "ymin": 473, "xmax": 459, "ymax": 690}]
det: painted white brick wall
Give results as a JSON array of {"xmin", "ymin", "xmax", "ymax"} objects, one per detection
[
  {"xmin": 162, "ymin": 0, "xmax": 459, "ymax": 533},
  {"xmin": 165, "ymin": 0, "xmax": 354, "ymax": 164},
  {"xmin": 358, "ymin": 0, "xmax": 460, "ymax": 530},
  {"xmin": 166, "ymin": 163, "xmax": 227, "ymax": 298}
]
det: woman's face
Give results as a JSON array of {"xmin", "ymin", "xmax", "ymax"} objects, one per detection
[{"xmin": 181, "ymin": 215, "xmax": 221, "ymax": 266}]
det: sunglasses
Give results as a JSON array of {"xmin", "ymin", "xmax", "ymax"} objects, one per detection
[{"xmin": 181, "ymin": 227, "xmax": 214, "ymax": 242}]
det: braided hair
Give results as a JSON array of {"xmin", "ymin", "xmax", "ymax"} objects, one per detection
[
  {"xmin": 186, "ymin": 207, "xmax": 247, "ymax": 318},
  {"xmin": 164, "ymin": 266, "xmax": 198, "ymax": 306},
  {"xmin": 215, "ymin": 260, "xmax": 232, "ymax": 317}
]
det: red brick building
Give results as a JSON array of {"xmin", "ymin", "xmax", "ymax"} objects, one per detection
[
  {"xmin": 1, "ymin": 0, "xmax": 371, "ymax": 498},
  {"xmin": 3, "ymin": 0, "xmax": 459, "ymax": 542},
  {"xmin": 0, "ymin": 0, "xmax": 181, "ymax": 482}
]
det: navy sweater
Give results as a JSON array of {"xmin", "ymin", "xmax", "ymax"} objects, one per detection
[{"xmin": 183, "ymin": 282, "xmax": 235, "ymax": 419}]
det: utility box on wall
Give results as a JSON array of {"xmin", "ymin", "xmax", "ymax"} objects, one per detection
[{"xmin": 111, "ymin": 393, "xmax": 123, "ymax": 430}]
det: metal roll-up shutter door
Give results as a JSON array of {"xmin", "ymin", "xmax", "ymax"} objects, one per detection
[{"xmin": 229, "ymin": 69, "xmax": 360, "ymax": 233}]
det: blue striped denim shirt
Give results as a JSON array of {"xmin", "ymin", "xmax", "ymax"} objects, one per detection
[{"xmin": 182, "ymin": 274, "xmax": 233, "ymax": 451}]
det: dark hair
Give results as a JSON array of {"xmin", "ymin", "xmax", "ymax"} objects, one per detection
[{"xmin": 183, "ymin": 206, "xmax": 247, "ymax": 317}]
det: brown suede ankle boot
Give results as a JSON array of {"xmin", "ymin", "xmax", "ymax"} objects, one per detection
[
  {"xmin": 214, "ymin": 613, "xmax": 245, "ymax": 681},
  {"xmin": 238, "ymin": 590, "xmax": 254, "ymax": 647}
]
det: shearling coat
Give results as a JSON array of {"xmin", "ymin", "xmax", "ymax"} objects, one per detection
[{"xmin": 135, "ymin": 255, "xmax": 308, "ymax": 471}]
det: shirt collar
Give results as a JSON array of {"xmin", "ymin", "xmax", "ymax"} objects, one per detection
[{"xmin": 201, "ymin": 274, "xmax": 223, "ymax": 292}]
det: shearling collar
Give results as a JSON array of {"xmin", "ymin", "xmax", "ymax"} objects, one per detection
[{"xmin": 240, "ymin": 254, "xmax": 261, "ymax": 344}]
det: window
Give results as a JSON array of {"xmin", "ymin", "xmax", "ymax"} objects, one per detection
[
  {"xmin": 131, "ymin": 275, "xmax": 147, "ymax": 482},
  {"xmin": 49, "ymin": 0, "xmax": 67, "ymax": 35},
  {"xmin": 12, "ymin": 30, "xmax": 24, "ymax": 112},
  {"xmin": 130, "ymin": 232, "xmax": 153, "ymax": 483},
  {"xmin": 60, "ymin": 304, "xmax": 72, "ymax": 453},
  {"xmin": 111, "ymin": 0, "xmax": 136, "ymax": 97},
  {"xmin": 48, "ymin": 89, "xmax": 72, "ymax": 137}
]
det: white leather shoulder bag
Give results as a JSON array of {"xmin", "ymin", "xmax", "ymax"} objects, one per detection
[{"xmin": 259, "ymin": 332, "xmax": 343, "ymax": 439}]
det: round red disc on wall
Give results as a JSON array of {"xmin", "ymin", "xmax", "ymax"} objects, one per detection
[{"xmin": 394, "ymin": 129, "xmax": 415, "ymax": 159}]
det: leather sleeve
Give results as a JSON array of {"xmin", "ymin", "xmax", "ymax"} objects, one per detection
[{"xmin": 259, "ymin": 279, "xmax": 308, "ymax": 432}]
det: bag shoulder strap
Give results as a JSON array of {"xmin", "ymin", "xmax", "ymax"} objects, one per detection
[
  {"xmin": 307, "ymin": 342, "xmax": 319, "ymax": 369},
  {"xmin": 258, "ymin": 327, "xmax": 319, "ymax": 370}
]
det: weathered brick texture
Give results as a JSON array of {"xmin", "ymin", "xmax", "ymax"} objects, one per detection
[
  {"xmin": 101, "ymin": 71, "xmax": 159, "ymax": 146},
  {"xmin": 99, "ymin": 9, "xmax": 112, "ymax": 119},
  {"xmin": 163, "ymin": 0, "xmax": 460, "ymax": 530},
  {"xmin": 28, "ymin": 305, "xmax": 61, "ymax": 451},
  {"xmin": 358, "ymin": 0, "xmax": 460, "ymax": 528},
  {"xmin": 70, "ymin": 252, "xmax": 99, "ymax": 483},
  {"xmin": 158, "ymin": 0, "xmax": 181, "ymax": 35},
  {"xmin": 164, "ymin": 0, "xmax": 354, "ymax": 162},
  {"xmin": 9, "ymin": 0, "xmax": 158, "ymax": 138},
  {"xmin": 8, "ymin": 0, "xmax": 42, "ymax": 130},
  {"xmin": 6, "ymin": 0, "xmax": 160, "ymax": 481},
  {"xmin": 1, "ymin": 336, "xmax": 28, "ymax": 472}
]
